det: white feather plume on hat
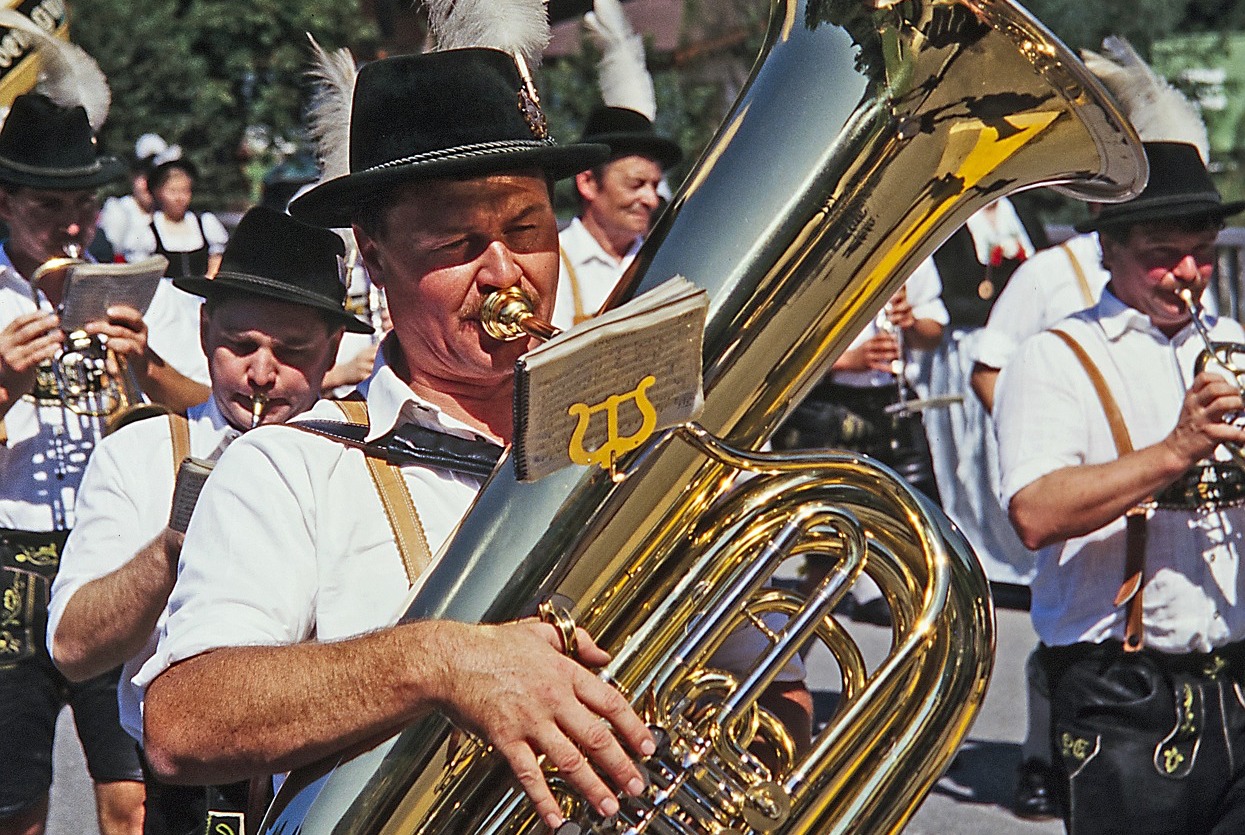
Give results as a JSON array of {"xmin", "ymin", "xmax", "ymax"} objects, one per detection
[
  {"xmin": 0, "ymin": 9, "xmax": 110, "ymax": 131},
  {"xmin": 425, "ymin": 0, "xmax": 550, "ymax": 70},
  {"xmin": 585, "ymin": 0, "xmax": 656, "ymax": 121},
  {"xmin": 1081, "ymin": 36, "xmax": 1210, "ymax": 162},
  {"xmin": 305, "ymin": 34, "xmax": 357, "ymax": 182}
]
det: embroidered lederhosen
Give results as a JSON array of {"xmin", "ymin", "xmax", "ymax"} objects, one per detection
[
  {"xmin": 0, "ymin": 528, "xmax": 68, "ymax": 667},
  {"xmin": 151, "ymin": 214, "xmax": 210, "ymax": 279}
]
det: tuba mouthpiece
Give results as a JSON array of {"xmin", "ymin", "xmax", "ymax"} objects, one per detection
[{"xmin": 479, "ymin": 287, "xmax": 559, "ymax": 343}]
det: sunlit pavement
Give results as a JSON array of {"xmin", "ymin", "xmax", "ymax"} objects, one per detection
[{"xmin": 48, "ymin": 600, "xmax": 1063, "ymax": 834}]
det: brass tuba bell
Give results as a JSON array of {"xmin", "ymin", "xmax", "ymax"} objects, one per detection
[{"xmin": 262, "ymin": 0, "xmax": 1146, "ymax": 832}]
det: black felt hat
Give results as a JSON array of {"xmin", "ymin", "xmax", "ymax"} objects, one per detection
[
  {"xmin": 289, "ymin": 49, "xmax": 609, "ymax": 228},
  {"xmin": 1077, "ymin": 141, "xmax": 1245, "ymax": 233},
  {"xmin": 174, "ymin": 206, "xmax": 372, "ymax": 334},
  {"xmin": 0, "ymin": 93, "xmax": 125, "ymax": 190},
  {"xmin": 579, "ymin": 106, "xmax": 682, "ymax": 170}
]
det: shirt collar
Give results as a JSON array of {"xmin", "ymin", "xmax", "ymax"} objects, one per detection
[
  {"xmin": 1095, "ymin": 286, "xmax": 1201, "ymax": 345},
  {"xmin": 0, "ymin": 242, "xmax": 30, "ymax": 297},
  {"xmin": 563, "ymin": 216, "xmax": 641, "ymax": 268},
  {"xmin": 356, "ymin": 334, "xmax": 499, "ymax": 446},
  {"xmin": 189, "ymin": 396, "xmax": 244, "ymax": 459}
]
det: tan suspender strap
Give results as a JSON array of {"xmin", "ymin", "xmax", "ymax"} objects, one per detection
[
  {"xmin": 1059, "ymin": 241, "xmax": 1096, "ymax": 308},
  {"xmin": 333, "ymin": 400, "xmax": 432, "ymax": 586},
  {"xmin": 168, "ymin": 413, "xmax": 191, "ymax": 477},
  {"xmin": 1049, "ymin": 330, "xmax": 1134, "ymax": 455},
  {"xmin": 334, "ymin": 397, "xmax": 369, "ymax": 424},
  {"xmin": 559, "ymin": 245, "xmax": 590, "ymax": 325},
  {"xmin": 1049, "ymin": 328, "xmax": 1147, "ymax": 651}
]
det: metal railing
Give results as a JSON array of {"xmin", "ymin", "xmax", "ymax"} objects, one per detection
[{"xmin": 1214, "ymin": 226, "xmax": 1245, "ymax": 321}]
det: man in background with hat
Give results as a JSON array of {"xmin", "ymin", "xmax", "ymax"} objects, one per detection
[
  {"xmin": 0, "ymin": 83, "xmax": 212, "ymax": 835},
  {"xmin": 137, "ymin": 12, "xmax": 658, "ymax": 829},
  {"xmin": 46, "ymin": 206, "xmax": 368, "ymax": 835},
  {"xmin": 552, "ymin": 0, "xmax": 682, "ymax": 329},
  {"xmin": 993, "ymin": 139, "xmax": 1245, "ymax": 834}
]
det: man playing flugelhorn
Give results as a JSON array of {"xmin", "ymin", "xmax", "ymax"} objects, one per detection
[
  {"xmin": 0, "ymin": 26, "xmax": 211, "ymax": 832},
  {"xmin": 994, "ymin": 139, "xmax": 1245, "ymax": 834}
]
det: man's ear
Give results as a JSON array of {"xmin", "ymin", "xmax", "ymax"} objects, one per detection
[
  {"xmin": 574, "ymin": 170, "xmax": 598, "ymax": 203},
  {"xmin": 353, "ymin": 224, "xmax": 384, "ymax": 290},
  {"xmin": 0, "ymin": 187, "xmax": 15, "ymax": 224}
]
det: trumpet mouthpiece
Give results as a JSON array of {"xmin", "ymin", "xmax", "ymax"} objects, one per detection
[
  {"xmin": 1179, "ymin": 288, "xmax": 1198, "ymax": 310},
  {"xmin": 250, "ymin": 392, "xmax": 268, "ymax": 429}
]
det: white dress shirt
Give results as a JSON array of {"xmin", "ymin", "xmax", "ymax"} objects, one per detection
[
  {"xmin": 133, "ymin": 347, "xmax": 496, "ymax": 734},
  {"xmin": 830, "ymin": 258, "xmax": 949, "ymax": 389},
  {"xmin": 47, "ymin": 397, "xmax": 238, "ymax": 740},
  {"xmin": 552, "ymin": 217, "xmax": 641, "ymax": 330},
  {"xmin": 136, "ymin": 340, "xmax": 806, "ymax": 732},
  {"xmin": 994, "ymin": 290, "xmax": 1245, "ymax": 652}
]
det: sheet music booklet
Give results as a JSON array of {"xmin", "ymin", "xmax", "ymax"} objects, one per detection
[
  {"xmin": 513, "ymin": 275, "xmax": 707, "ymax": 482},
  {"xmin": 168, "ymin": 456, "xmax": 215, "ymax": 533},
  {"xmin": 58, "ymin": 256, "xmax": 168, "ymax": 331}
]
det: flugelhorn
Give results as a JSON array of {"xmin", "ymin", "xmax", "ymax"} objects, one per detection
[
  {"xmin": 1181, "ymin": 288, "xmax": 1245, "ymax": 467},
  {"xmin": 250, "ymin": 392, "xmax": 268, "ymax": 429},
  {"xmin": 29, "ymin": 246, "xmax": 148, "ymax": 429}
]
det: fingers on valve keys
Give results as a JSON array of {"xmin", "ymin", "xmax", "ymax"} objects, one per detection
[{"xmin": 476, "ymin": 617, "xmax": 656, "ymax": 830}]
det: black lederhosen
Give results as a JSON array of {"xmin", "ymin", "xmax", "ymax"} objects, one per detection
[
  {"xmin": 1039, "ymin": 640, "xmax": 1245, "ymax": 835},
  {"xmin": 771, "ymin": 378, "xmax": 942, "ymax": 506},
  {"xmin": 151, "ymin": 214, "xmax": 210, "ymax": 279},
  {"xmin": 0, "ymin": 529, "xmax": 142, "ymax": 817},
  {"xmin": 138, "ymin": 750, "xmax": 253, "ymax": 835}
]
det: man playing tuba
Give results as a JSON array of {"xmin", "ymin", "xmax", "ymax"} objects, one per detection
[
  {"xmin": 136, "ymin": 17, "xmax": 659, "ymax": 832},
  {"xmin": 994, "ymin": 140, "xmax": 1245, "ymax": 834}
]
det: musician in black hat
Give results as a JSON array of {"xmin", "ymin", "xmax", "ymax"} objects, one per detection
[
  {"xmin": 994, "ymin": 139, "xmax": 1245, "ymax": 834},
  {"xmin": 137, "ymin": 21, "xmax": 658, "ymax": 829},
  {"xmin": 46, "ymin": 206, "xmax": 366, "ymax": 835},
  {"xmin": 552, "ymin": 0, "xmax": 683, "ymax": 329}
]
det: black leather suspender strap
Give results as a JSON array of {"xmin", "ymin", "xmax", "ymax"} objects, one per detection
[{"xmin": 292, "ymin": 418, "xmax": 502, "ymax": 479}]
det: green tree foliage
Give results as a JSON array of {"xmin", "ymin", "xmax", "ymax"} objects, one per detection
[{"xmin": 71, "ymin": 0, "xmax": 375, "ymax": 210}]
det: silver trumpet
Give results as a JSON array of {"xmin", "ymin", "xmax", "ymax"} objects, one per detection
[{"xmin": 1181, "ymin": 288, "xmax": 1245, "ymax": 466}]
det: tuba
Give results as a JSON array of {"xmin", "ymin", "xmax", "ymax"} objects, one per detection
[{"xmin": 263, "ymin": 0, "xmax": 1145, "ymax": 832}]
